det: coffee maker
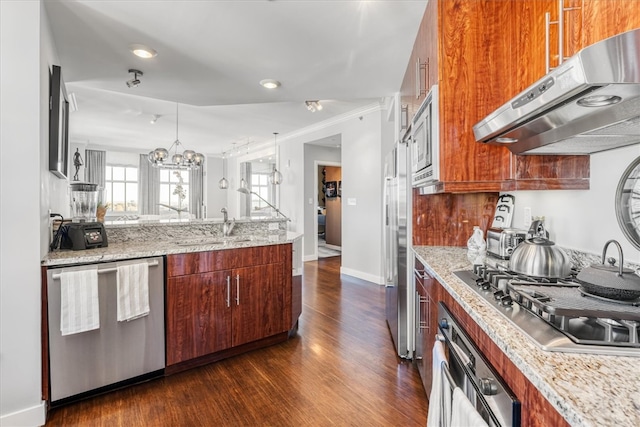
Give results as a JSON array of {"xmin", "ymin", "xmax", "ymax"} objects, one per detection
[{"xmin": 61, "ymin": 182, "xmax": 108, "ymax": 250}]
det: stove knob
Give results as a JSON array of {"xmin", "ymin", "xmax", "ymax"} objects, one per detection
[
  {"xmin": 438, "ymin": 318, "xmax": 449, "ymax": 330},
  {"xmin": 479, "ymin": 377, "xmax": 498, "ymax": 396},
  {"xmin": 500, "ymin": 295, "xmax": 513, "ymax": 306},
  {"xmin": 481, "ymin": 281, "xmax": 491, "ymax": 290},
  {"xmin": 493, "ymin": 290, "xmax": 504, "ymax": 300},
  {"xmin": 475, "ymin": 278, "xmax": 485, "ymax": 287}
]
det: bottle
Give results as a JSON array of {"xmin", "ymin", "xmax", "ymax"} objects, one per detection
[{"xmin": 467, "ymin": 226, "xmax": 486, "ymax": 253}]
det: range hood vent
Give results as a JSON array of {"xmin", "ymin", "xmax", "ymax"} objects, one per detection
[{"xmin": 473, "ymin": 28, "xmax": 640, "ymax": 155}]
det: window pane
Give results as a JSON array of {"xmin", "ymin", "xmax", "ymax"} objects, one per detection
[
  {"xmin": 160, "ymin": 184, "xmax": 170, "ymax": 205},
  {"xmin": 112, "ymin": 182, "xmax": 125, "ymax": 211},
  {"xmin": 160, "ymin": 169, "xmax": 170, "ymax": 182},
  {"xmin": 252, "ymin": 175, "xmax": 259, "ymax": 186},
  {"xmin": 126, "ymin": 183, "xmax": 138, "ymax": 211},
  {"xmin": 126, "ymin": 167, "xmax": 138, "ymax": 181},
  {"xmin": 259, "ymin": 174, "xmax": 268, "ymax": 186},
  {"xmin": 105, "ymin": 166, "xmax": 112, "ymax": 180},
  {"xmin": 112, "ymin": 166, "xmax": 125, "ymax": 181}
]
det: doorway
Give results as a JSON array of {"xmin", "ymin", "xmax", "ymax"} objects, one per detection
[{"xmin": 317, "ymin": 163, "xmax": 341, "ymax": 258}]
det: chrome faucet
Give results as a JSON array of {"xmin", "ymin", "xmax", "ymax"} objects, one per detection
[{"xmin": 221, "ymin": 208, "xmax": 235, "ymax": 237}]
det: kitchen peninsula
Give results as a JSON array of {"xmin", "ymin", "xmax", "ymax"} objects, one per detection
[
  {"xmin": 41, "ymin": 218, "xmax": 302, "ymax": 405},
  {"xmin": 414, "ymin": 246, "xmax": 639, "ymax": 427}
]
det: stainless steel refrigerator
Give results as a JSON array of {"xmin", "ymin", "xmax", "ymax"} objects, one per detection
[{"xmin": 384, "ymin": 140, "xmax": 411, "ymax": 359}]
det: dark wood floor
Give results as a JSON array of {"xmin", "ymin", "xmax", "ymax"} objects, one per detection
[{"xmin": 45, "ymin": 257, "xmax": 428, "ymax": 426}]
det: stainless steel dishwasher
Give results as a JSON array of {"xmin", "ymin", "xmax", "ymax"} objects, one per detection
[{"xmin": 46, "ymin": 257, "xmax": 165, "ymax": 404}]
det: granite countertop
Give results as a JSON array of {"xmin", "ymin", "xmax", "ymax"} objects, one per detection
[
  {"xmin": 43, "ymin": 232, "xmax": 303, "ymax": 267},
  {"xmin": 413, "ymin": 246, "xmax": 640, "ymax": 427}
]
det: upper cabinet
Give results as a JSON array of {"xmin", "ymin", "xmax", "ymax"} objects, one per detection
[{"xmin": 401, "ymin": 0, "xmax": 640, "ymax": 193}]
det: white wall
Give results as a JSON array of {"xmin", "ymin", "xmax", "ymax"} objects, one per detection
[
  {"xmin": 0, "ymin": 1, "xmax": 48, "ymax": 425},
  {"xmin": 277, "ymin": 104, "xmax": 387, "ymax": 284},
  {"xmin": 509, "ymin": 144, "xmax": 640, "ymax": 263}
]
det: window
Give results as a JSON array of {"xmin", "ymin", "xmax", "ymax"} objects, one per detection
[
  {"xmin": 160, "ymin": 169, "xmax": 189, "ymax": 214},
  {"xmin": 104, "ymin": 165, "xmax": 138, "ymax": 213},
  {"xmin": 251, "ymin": 172, "xmax": 271, "ymax": 212}
]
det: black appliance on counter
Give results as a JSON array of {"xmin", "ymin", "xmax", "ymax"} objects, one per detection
[
  {"xmin": 454, "ymin": 261, "xmax": 640, "ymax": 357},
  {"xmin": 61, "ymin": 222, "xmax": 108, "ymax": 251}
]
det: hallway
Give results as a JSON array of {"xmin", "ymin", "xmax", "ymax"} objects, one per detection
[{"xmin": 45, "ymin": 257, "xmax": 428, "ymax": 426}]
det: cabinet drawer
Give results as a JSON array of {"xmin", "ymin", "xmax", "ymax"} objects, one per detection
[{"xmin": 167, "ymin": 245, "xmax": 287, "ymax": 277}]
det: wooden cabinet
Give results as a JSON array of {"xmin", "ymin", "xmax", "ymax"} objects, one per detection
[
  {"xmin": 402, "ymin": 0, "xmax": 612, "ymax": 193},
  {"xmin": 166, "ymin": 244, "xmax": 292, "ymax": 367}
]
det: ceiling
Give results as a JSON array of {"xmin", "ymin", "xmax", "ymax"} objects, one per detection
[{"xmin": 44, "ymin": 0, "xmax": 427, "ymax": 158}]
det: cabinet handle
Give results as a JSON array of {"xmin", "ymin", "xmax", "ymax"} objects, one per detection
[
  {"xmin": 545, "ymin": 1, "xmax": 581, "ymax": 73},
  {"xmin": 415, "ymin": 291, "xmax": 422, "ymax": 335},
  {"xmin": 545, "ymin": 12, "xmax": 552, "ymax": 73},
  {"xmin": 235, "ymin": 274, "xmax": 240, "ymax": 305},
  {"xmin": 415, "ymin": 58, "xmax": 429, "ymax": 99},
  {"xmin": 419, "ymin": 295, "xmax": 429, "ymax": 331},
  {"xmin": 226, "ymin": 275, "xmax": 231, "ymax": 308}
]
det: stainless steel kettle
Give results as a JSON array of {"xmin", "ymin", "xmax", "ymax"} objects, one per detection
[{"xmin": 508, "ymin": 220, "xmax": 572, "ymax": 278}]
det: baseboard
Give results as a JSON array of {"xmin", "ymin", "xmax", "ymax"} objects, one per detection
[
  {"xmin": 339, "ymin": 267, "xmax": 385, "ymax": 285},
  {"xmin": 0, "ymin": 401, "xmax": 46, "ymax": 427},
  {"xmin": 303, "ymin": 254, "xmax": 318, "ymax": 262}
]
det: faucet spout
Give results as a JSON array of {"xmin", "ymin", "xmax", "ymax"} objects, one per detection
[
  {"xmin": 224, "ymin": 219, "xmax": 235, "ymax": 237},
  {"xmin": 221, "ymin": 207, "xmax": 228, "ymax": 223}
]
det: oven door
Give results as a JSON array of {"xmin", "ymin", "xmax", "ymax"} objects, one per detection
[{"xmin": 437, "ymin": 302, "xmax": 521, "ymax": 427}]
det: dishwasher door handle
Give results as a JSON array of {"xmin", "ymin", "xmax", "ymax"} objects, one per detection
[{"xmin": 51, "ymin": 260, "xmax": 159, "ymax": 279}]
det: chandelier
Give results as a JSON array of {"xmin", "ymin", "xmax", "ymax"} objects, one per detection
[{"xmin": 148, "ymin": 103, "xmax": 204, "ymax": 169}]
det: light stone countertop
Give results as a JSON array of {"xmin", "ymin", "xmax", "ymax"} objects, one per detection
[
  {"xmin": 43, "ymin": 232, "xmax": 303, "ymax": 267},
  {"xmin": 413, "ymin": 246, "xmax": 640, "ymax": 427}
]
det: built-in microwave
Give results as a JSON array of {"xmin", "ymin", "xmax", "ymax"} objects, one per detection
[{"xmin": 411, "ymin": 84, "xmax": 439, "ymax": 188}]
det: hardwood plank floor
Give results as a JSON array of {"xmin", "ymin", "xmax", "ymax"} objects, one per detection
[{"xmin": 45, "ymin": 257, "xmax": 428, "ymax": 426}]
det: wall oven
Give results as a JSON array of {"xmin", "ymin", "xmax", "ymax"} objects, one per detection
[
  {"xmin": 411, "ymin": 84, "xmax": 439, "ymax": 188},
  {"xmin": 437, "ymin": 302, "xmax": 520, "ymax": 427}
]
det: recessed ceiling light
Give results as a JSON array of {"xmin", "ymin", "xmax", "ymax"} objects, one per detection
[
  {"xmin": 260, "ymin": 79, "xmax": 281, "ymax": 89},
  {"xmin": 129, "ymin": 44, "xmax": 157, "ymax": 59}
]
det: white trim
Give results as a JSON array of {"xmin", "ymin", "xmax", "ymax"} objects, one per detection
[
  {"xmin": 0, "ymin": 401, "xmax": 46, "ymax": 427},
  {"xmin": 303, "ymin": 255, "xmax": 318, "ymax": 262},
  {"xmin": 340, "ymin": 266, "xmax": 385, "ymax": 285}
]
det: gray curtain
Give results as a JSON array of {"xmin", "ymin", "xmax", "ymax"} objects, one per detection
[
  {"xmin": 138, "ymin": 154, "xmax": 160, "ymax": 215},
  {"xmin": 84, "ymin": 149, "xmax": 106, "ymax": 188},
  {"xmin": 189, "ymin": 165, "xmax": 204, "ymax": 219}
]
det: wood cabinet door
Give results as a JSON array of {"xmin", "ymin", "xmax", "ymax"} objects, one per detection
[
  {"xmin": 231, "ymin": 263, "xmax": 286, "ymax": 347},
  {"xmin": 582, "ymin": 0, "xmax": 640, "ymax": 46},
  {"xmin": 438, "ymin": 0, "xmax": 513, "ymax": 186},
  {"xmin": 166, "ymin": 271, "xmax": 232, "ymax": 365}
]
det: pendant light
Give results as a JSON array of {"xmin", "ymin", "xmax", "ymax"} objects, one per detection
[
  {"xmin": 148, "ymin": 103, "xmax": 205, "ymax": 169},
  {"xmin": 269, "ymin": 132, "xmax": 283, "ymax": 185},
  {"xmin": 218, "ymin": 152, "xmax": 229, "ymax": 189}
]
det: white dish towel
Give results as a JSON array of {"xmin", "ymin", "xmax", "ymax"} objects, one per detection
[
  {"xmin": 427, "ymin": 340, "xmax": 452, "ymax": 427},
  {"xmin": 451, "ymin": 387, "xmax": 489, "ymax": 427},
  {"xmin": 117, "ymin": 262, "xmax": 149, "ymax": 322},
  {"xmin": 60, "ymin": 269, "xmax": 100, "ymax": 336}
]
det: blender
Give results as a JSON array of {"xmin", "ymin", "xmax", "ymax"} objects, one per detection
[{"xmin": 62, "ymin": 182, "xmax": 108, "ymax": 250}]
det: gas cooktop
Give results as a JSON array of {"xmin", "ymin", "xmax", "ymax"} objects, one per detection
[{"xmin": 453, "ymin": 264, "xmax": 640, "ymax": 357}]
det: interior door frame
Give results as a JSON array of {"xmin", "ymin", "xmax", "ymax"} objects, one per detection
[{"xmin": 313, "ymin": 160, "xmax": 342, "ymax": 260}]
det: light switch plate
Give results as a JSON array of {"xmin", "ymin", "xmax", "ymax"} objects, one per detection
[{"xmin": 347, "ymin": 198, "xmax": 357, "ymax": 206}]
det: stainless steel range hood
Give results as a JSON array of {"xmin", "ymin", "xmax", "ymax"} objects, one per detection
[{"xmin": 473, "ymin": 28, "xmax": 640, "ymax": 155}]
